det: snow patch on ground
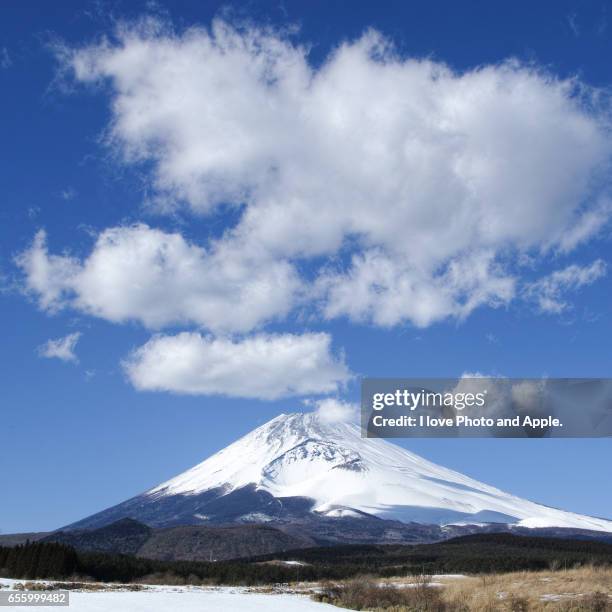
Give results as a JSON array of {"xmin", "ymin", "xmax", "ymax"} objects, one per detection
[
  {"xmin": 0, "ymin": 579, "xmax": 334, "ymax": 611},
  {"xmin": 281, "ymin": 560, "xmax": 307, "ymax": 566}
]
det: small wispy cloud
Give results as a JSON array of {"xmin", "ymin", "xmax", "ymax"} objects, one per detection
[
  {"xmin": 567, "ymin": 12, "xmax": 580, "ymax": 37},
  {"xmin": 0, "ymin": 47, "xmax": 11, "ymax": 69},
  {"xmin": 597, "ymin": 14, "xmax": 608, "ymax": 37},
  {"xmin": 37, "ymin": 332, "xmax": 82, "ymax": 363},
  {"xmin": 60, "ymin": 187, "xmax": 77, "ymax": 201},
  {"xmin": 525, "ymin": 260, "xmax": 607, "ymax": 314}
]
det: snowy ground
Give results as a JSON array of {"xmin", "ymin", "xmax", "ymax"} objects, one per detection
[
  {"xmin": 28, "ymin": 590, "xmax": 334, "ymax": 611},
  {"xmin": 0, "ymin": 579, "xmax": 336, "ymax": 611}
]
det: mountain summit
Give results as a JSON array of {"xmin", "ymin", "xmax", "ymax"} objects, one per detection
[{"xmin": 68, "ymin": 412, "xmax": 612, "ymax": 534}]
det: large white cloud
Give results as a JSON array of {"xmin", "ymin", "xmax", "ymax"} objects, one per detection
[
  {"xmin": 48, "ymin": 19, "xmax": 611, "ymax": 328},
  {"xmin": 17, "ymin": 225, "xmax": 299, "ymax": 332},
  {"xmin": 123, "ymin": 331, "xmax": 351, "ymax": 399}
]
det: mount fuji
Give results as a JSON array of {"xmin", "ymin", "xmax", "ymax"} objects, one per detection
[{"xmin": 67, "ymin": 412, "xmax": 612, "ymax": 539}]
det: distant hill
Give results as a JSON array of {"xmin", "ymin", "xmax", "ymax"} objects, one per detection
[
  {"xmin": 0, "ymin": 531, "xmax": 49, "ymax": 546},
  {"xmin": 138, "ymin": 524, "xmax": 314, "ymax": 561},
  {"xmin": 42, "ymin": 518, "xmax": 152, "ymax": 556},
  {"xmin": 40, "ymin": 518, "xmax": 312, "ymax": 561},
  {"xmin": 249, "ymin": 532, "xmax": 612, "ymax": 575},
  {"xmin": 0, "ymin": 517, "xmax": 608, "ymax": 562}
]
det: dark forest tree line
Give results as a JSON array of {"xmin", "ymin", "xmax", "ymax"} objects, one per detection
[
  {"xmin": 0, "ymin": 542, "xmax": 78, "ymax": 579},
  {"xmin": 1, "ymin": 534, "xmax": 611, "ymax": 585}
]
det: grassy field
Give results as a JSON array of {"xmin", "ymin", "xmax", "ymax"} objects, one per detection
[
  {"xmin": 314, "ymin": 566, "xmax": 612, "ymax": 610},
  {"xmin": 3, "ymin": 566, "xmax": 611, "ymax": 610}
]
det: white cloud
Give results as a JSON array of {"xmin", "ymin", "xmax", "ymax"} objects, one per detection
[
  {"xmin": 49, "ymin": 19, "xmax": 612, "ymax": 329},
  {"xmin": 567, "ymin": 12, "xmax": 580, "ymax": 37},
  {"xmin": 60, "ymin": 187, "xmax": 77, "ymax": 201},
  {"xmin": 525, "ymin": 260, "xmax": 607, "ymax": 313},
  {"xmin": 319, "ymin": 249, "xmax": 515, "ymax": 328},
  {"xmin": 313, "ymin": 397, "xmax": 358, "ymax": 424},
  {"xmin": 511, "ymin": 379, "xmax": 547, "ymax": 413},
  {"xmin": 17, "ymin": 225, "xmax": 299, "ymax": 332},
  {"xmin": 123, "ymin": 331, "xmax": 351, "ymax": 399},
  {"xmin": 17, "ymin": 231, "xmax": 81, "ymax": 312},
  {"xmin": 554, "ymin": 198, "xmax": 612, "ymax": 254},
  {"xmin": 0, "ymin": 47, "xmax": 11, "ymax": 69},
  {"xmin": 37, "ymin": 332, "xmax": 81, "ymax": 363}
]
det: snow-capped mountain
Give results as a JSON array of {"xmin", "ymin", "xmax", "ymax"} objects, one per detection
[{"xmin": 68, "ymin": 412, "xmax": 612, "ymax": 534}]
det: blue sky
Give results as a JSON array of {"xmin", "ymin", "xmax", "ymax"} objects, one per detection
[{"xmin": 1, "ymin": 0, "xmax": 612, "ymax": 534}]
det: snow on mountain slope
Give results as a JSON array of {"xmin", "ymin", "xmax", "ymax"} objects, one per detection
[{"xmin": 146, "ymin": 412, "xmax": 612, "ymax": 532}]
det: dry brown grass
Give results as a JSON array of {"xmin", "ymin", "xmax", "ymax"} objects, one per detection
[
  {"xmin": 14, "ymin": 580, "xmax": 145, "ymax": 592},
  {"xmin": 316, "ymin": 566, "xmax": 612, "ymax": 610},
  {"xmin": 441, "ymin": 566, "xmax": 611, "ymax": 611},
  {"xmin": 313, "ymin": 576, "xmax": 448, "ymax": 610}
]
